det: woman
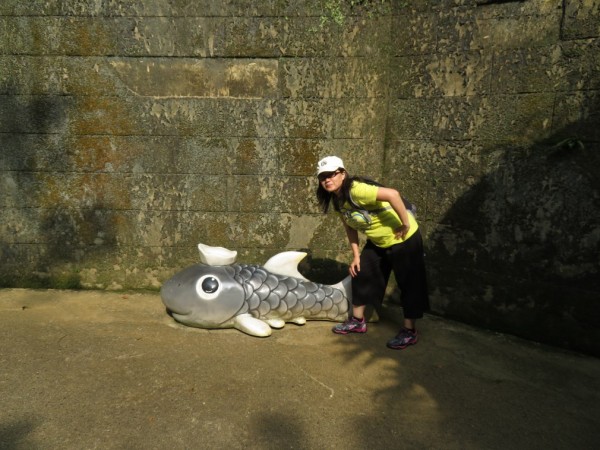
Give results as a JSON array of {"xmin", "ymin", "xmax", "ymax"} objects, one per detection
[{"xmin": 315, "ymin": 156, "xmax": 429, "ymax": 349}]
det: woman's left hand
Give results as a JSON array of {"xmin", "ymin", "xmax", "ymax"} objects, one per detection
[
  {"xmin": 376, "ymin": 187, "xmax": 411, "ymax": 241},
  {"xmin": 394, "ymin": 224, "xmax": 410, "ymax": 240}
]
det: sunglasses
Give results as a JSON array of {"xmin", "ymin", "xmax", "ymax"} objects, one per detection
[{"xmin": 318, "ymin": 170, "xmax": 343, "ymax": 182}]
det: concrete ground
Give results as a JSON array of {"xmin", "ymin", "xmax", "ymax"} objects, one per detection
[{"xmin": 1, "ymin": 289, "xmax": 599, "ymax": 450}]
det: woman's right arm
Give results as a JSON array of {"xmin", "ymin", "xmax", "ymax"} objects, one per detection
[{"xmin": 342, "ymin": 219, "xmax": 361, "ymax": 277}]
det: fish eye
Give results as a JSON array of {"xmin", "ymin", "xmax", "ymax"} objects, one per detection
[
  {"xmin": 196, "ymin": 275, "xmax": 222, "ymax": 300},
  {"xmin": 202, "ymin": 277, "xmax": 219, "ymax": 293}
]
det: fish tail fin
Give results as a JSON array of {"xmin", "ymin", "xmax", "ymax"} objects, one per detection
[{"xmin": 263, "ymin": 251, "xmax": 308, "ymax": 280}]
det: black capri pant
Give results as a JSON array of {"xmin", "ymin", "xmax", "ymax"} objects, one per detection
[{"xmin": 351, "ymin": 230, "xmax": 430, "ymax": 319}]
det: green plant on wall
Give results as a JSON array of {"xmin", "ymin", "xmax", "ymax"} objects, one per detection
[
  {"xmin": 322, "ymin": 0, "xmax": 345, "ymax": 26},
  {"xmin": 318, "ymin": 0, "xmax": 393, "ymax": 28}
]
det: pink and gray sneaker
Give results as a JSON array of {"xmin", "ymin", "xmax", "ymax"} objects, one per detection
[
  {"xmin": 332, "ymin": 316, "xmax": 367, "ymax": 334},
  {"xmin": 387, "ymin": 328, "xmax": 418, "ymax": 349}
]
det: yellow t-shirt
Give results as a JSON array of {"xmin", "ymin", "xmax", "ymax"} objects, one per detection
[{"xmin": 338, "ymin": 181, "xmax": 418, "ymax": 248}]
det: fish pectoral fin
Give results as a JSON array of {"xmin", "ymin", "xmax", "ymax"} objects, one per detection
[
  {"xmin": 233, "ymin": 314, "xmax": 272, "ymax": 337},
  {"xmin": 266, "ymin": 318, "xmax": 285, "ymax": 329},
  {"xmin": 291, "ymin": 317, "xmax": 306, "ymax": 326}
]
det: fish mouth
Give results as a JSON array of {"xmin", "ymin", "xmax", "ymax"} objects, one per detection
[
  {"xmin": 160, "ymin": 290, "xmax": 193, "ymax": 316},
  {"xmin": 165, "ymin": 307, "xmax": 189, "ymax": 317},
  {"xmin": 163, "ymin": 302, "xmax": 192, "ymax": 317}
]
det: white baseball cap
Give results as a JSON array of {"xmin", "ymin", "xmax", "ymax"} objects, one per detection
[{"xmin": 316, "ymin": 156, "xmax": 345, "ymax": 175}]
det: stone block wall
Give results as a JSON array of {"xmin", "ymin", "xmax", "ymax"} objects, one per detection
[
  {"xmin": 1, "ymin": 0, "xmax": 598, "ymax": 354},
  {"xmin": 387, "ymin": 0, "xmax": 599, "ymax": 355},
  {"xmin": 1, "ymin": 0, "xmax": 391, "ymax": 290}
]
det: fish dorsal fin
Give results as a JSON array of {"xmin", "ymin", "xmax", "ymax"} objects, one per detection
[
  {"xmin": 198, "ymin": 243, "xmax": 237, "ymax": 266},
  {"xmin": 263, "ymin": 251, "xmax": 308, "ymax": 280}
]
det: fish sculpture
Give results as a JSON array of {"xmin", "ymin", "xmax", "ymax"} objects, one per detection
[{"xmin": 160, "ymin": 243, "xmax": 352, "ymax": 337}]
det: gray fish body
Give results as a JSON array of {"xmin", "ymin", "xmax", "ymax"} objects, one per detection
[
  {"xmin": 233, "ymin": 264, "xmax": 349, "ymax": 321},
  {"xmin": 161, "ymin": 253, "xmax": 351, "ymax": 337}
]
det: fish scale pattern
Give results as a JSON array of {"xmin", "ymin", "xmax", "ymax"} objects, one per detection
[{"xmin": 231, "ymin": 264, "xmax": 349, "ymax": 321}]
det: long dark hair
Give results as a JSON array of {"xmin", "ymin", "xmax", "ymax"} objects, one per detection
[{"xmin": 316, "ymin": 173, "xmax": 383, "ymax": 213}]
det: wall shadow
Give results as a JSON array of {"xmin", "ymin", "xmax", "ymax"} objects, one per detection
[
  {"xmin": 296, "ymin": 251, "xmax": 349, "ymax": 286},
  {"xmin": 426, "ymin": 94, "xmax": 600, "ymax": 355},
  {"xmin": 0, "ymin": 85, "xmax": 116, "ymax": 289}
]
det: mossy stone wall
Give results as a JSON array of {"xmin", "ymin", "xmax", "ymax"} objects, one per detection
[{"xmin": 1, "ymin": 0, "xmax": 598, "ymax": 355}]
